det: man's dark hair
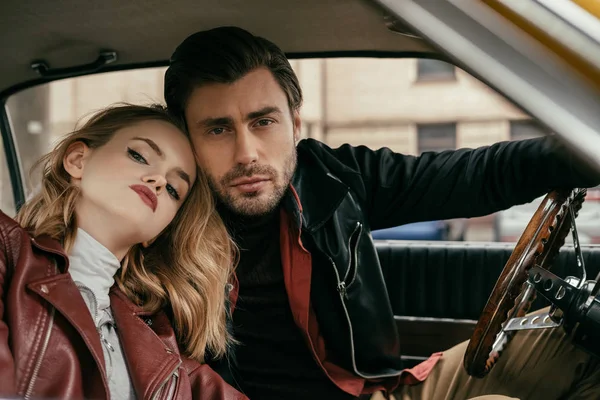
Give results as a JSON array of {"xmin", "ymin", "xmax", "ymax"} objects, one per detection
[{"xmin": 165, "ymin": 26, "xmax": 303, "ymax": 120}]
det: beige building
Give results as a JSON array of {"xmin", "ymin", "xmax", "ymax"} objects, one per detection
[{"xmin": 291, "ymin": 58, "xmax": 537, "ymax": 153}]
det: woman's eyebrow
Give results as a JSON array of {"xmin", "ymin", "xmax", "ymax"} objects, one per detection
[
  {"xmin": 176, "ymin": 168, "xmax": 191, "ymax": 187},
  {"xmin": 131, "ymin": 137, "xmax": 163, "ymax": 157}
]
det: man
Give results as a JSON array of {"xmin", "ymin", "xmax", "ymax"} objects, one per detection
[{"xmin": 164, "ymin": 26, "xmax": 600, "ymax": 399}]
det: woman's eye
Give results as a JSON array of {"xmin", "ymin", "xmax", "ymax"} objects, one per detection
[
  {"xmin": 166, "ymin": 184, "xmax": 180, "ymax": 201},
  {"xmin": 127, "ymin": 148, "xmax": 148, "ymax": 164}
]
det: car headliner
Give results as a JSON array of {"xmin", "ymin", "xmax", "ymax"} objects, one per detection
[{"xmin": 0, "ymin": 0, "xmax": 437, "ymax": 95}]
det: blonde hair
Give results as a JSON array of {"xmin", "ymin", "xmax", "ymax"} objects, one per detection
[{"xmin": 16, "ymin": 103, "xmax": 235, "ymax": 362}]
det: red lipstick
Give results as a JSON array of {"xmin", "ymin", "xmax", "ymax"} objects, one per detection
[{"xmin": 130, "ymin": 184, "xmax": 158, "ymax": 212}]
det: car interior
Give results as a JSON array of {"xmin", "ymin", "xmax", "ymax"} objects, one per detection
[{"xmin": 1, "ymin": 0, "xmax": 599, "ymax": 374}]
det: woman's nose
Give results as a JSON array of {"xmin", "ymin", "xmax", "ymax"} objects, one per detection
[{"xmin": 142, "ymin": 174, "xmax": 167, "ymax": 194}]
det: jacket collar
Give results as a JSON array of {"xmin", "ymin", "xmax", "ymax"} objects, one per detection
[
  {"xmin": 30, "ymin": 234, "xmax": 70, "ymax": 272},
  {"xmin": 287, "ymin": 150, "xmax": 349, "ymax": 233}
]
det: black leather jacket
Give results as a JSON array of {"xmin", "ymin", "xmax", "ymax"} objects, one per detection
[{"xmin": 284, "ymin": 137, "xmax": 598, "ymax": 379}]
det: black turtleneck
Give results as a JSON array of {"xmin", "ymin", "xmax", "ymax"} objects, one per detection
[{"xmin": 216, "ymin": 204, "xmax": 357, "ymax": 400}]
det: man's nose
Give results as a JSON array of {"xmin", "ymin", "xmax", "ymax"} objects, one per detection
[
  {"xmin": 234, "ymin": 129, "xmax": 259, "ymax": 165},
  {"xmin": 142, "ymin": 174, "xmax": 167, "ymax": 194}
]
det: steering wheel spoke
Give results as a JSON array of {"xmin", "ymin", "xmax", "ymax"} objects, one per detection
[
  {"xmin": 503, "ymin": 312, "xmax": 561, "ymax": 332},
  {"xmin": 528, "ymin": 265, "xmax": 579, "ymax": 311}
]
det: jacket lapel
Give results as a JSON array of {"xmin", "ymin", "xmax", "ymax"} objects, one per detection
[
  {"xmin": 27, "ymin": 234, "xmax": 109, "ymax": 384},
  {"xmin": 27, "ymin": 273, "xmax": 108, "ymax": 383},
  {"xmin": 290, "ymin": 146, "xmax": 350, "ymax": 232},
  {"xmin": 110, "ymin": 289, "xmax": 181, "ymax": 399},
  {"xmin": 28, "ymin": 234, "xmax": 181, "ymax": 398}
]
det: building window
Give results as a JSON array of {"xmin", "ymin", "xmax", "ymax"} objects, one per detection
[
  {"xmin": 417, "ymin": 123, "xmax": 457, "ymax": 153},
  {"xmin": 510, "ymin": 120, "xmax": 547, "ymax": 141},
  {"xmin": 416, "ymin": 59, "xmax": 456, "ymax": 81}
]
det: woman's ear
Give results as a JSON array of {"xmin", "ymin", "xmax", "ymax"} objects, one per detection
[{"xmin": 63, "ymin": 141, "xmax": 90, "ymax": 183}]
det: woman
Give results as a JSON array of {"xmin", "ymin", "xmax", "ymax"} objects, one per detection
[{"xmin": 0, "ymin": 104, "xmax": 247, "ymax": 400}]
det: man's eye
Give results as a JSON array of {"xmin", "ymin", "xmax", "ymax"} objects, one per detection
[
  {"xmin": 209, "ymin": 127, "xmax": 225, "ymax": 135},
  {"xmin": 257, "ymin": 119, "xmax": 273, "ymax": 127},
  {"xmin": 127, "ymin": 148, "xmax": 147, "ymax": 164},
  {"xmin": 166, "ymin": 184, "xmax": 180, "ymax": 201}
]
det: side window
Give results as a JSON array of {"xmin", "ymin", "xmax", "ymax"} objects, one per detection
[
  {"xmin": 0, "ymin": 133, "xmax": 16, "ymax": 217},
  {"xmin": 3, "ymin": 58, "xmax": 562, "ymax": 244},
  {"xmin": 4, "ymin": 68, "xmax": 166, "ymax": 201},
  {"xmin": 290, "ymin": 58, "xmax": 550, "ymax": 243},
  {"xmin": 5, "ymin": 84, "xmax": 50, "ymax": 209}
]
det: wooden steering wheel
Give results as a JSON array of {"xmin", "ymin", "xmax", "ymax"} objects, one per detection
[{"xmin": 463, "ymin": 188, "xmax": 586, "ymax": 378}]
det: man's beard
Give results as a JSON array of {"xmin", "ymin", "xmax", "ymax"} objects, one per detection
[{"xmin": 208, "ymin": 148, "xmax": 297, "ymax": 217}]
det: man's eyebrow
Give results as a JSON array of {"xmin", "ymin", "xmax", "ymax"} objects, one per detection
[
  {"xmin": 197, "ymin": 116, "xmax": 234, "ymax": 128},
  {"xmin": 131, "ymin": 137, "xmax": 163, "ymax": 157},
  {"xmin": 195, "ymin": 106, "xmax": 282, "ymax": 128},
  {"xmin": 176, "ymin": 168, "xmax": 191, "ymax": 187},
  {"xmin": 247, "ymin": 106, "xmax": 282, "ymax": 120}
]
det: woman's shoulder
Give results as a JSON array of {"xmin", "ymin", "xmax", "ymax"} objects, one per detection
[
  {"xmin": 0, "ymin": 210, "xmax": 26, "ymax": 238},
  {"xmin": 0, "ymin": 211, "xmax": 30, "ymax": 276}
]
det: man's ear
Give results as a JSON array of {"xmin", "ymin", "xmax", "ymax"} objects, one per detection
[
  {"xmin": 292, "ymin": 110, "xmax": 302, "ymax": 143},
  {"xmin": 63, "ymin": 141, "xmax": 90, "ymax": 183}
]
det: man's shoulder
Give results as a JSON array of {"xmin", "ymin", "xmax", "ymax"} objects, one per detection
[
  {"xmin": 296, "ymin": 138, "xmax": 359, "ymax": 172},
  {"xmin": 297, "ymin": 138, "xmax": 330, "ymax": 155},
  {"xmin": 294, "ymin": 139, "xmax": 367, "ymax": 197}
]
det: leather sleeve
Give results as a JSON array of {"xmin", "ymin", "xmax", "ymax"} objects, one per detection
[
  {"xmin": 0, "ymin": 223, "xmax": 17, "ymax": 395},
  {"xmin": 306, "ymin": 137, "xmax": 600, "ymax": 231},
  {"xmin": 185, "ymin": 360, "xmax": 249, "ymax": 400}
]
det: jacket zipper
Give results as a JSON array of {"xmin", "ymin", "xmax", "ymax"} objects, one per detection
[
  {"xmin": 24, "ymin": 307, "xmax": 55, "ymax": 400},
  {"xmin": 330, "ymin": 222, "xmax": 398, "ymax": 379},
  {"xmin": 75, "ymin": 283, "xmax": 115, "ymax": 352},
  {"xmin": 337, "ymin": 222, "xmax": 362, "ymax": 297},
  {"xmin": 24, "ymin": 260, "xmax": 58, "ymax": 400},
  {"xmin": 75, "ymin": 283, "xmax": 100, "ymax": 322},
  {"xmin": 151, "ymin": 362, "xmax": 181, "ymax": 400},
  {"xmin": 163, "ymin": 370, "xmax": 179, "ymax": 400},
  {"xmin": 330, "ymin": 254, "xmax": 374, "ymax": 379}
]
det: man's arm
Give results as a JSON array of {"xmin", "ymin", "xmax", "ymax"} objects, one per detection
[{"xmin": 311, "ymin": 137, "xmax": 600, "ymax": 231}]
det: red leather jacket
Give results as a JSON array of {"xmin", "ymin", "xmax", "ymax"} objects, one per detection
[{"xmin": 0, "ymin": 211, "xmax": 247, "ymax": 400}]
